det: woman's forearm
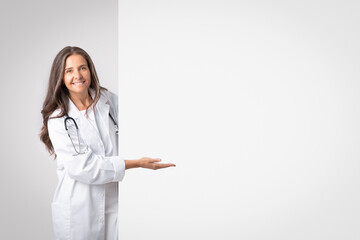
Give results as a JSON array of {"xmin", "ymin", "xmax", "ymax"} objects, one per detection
[{"xmin": 124, "ymin": 160, "xmax": 139, "ymax": 170}]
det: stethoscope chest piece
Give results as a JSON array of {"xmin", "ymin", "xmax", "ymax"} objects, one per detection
[{"xmin": 108, "ymin": 113, "xmax": 119, "ymax": 134}]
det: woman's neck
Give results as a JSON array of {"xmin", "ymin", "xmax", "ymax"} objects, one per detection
[{"xmin": 69, "ymin": 91, "xmax": 93, "ymax": 111}]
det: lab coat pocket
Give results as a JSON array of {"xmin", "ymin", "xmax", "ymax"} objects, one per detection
[{"xmin": 51, "ymin": 202, "xmax": 70, "ymax": 240}]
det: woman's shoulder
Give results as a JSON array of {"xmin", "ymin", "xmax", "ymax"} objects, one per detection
[
  {"xmin": 47, "ymin": 108, "xmax": 66, "ymax": 132},
  {"xmin": 49, "ymin": 108, "xmax": 63, "ymax": 119},
  {"xmin": 100, "ymin": 88, "xmax": 118, "ymax": 104}
]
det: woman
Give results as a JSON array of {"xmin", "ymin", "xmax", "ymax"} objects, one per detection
[{"xmin": 40, "ymin": 46, "xmax": 175, "ymax": 240}]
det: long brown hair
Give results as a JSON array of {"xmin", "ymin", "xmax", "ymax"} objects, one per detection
[{"xmin": 40, "ymin": 46, "xmax": 106, "ymax": 157}]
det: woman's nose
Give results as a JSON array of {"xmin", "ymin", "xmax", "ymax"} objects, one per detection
[{"xmin": 73, "ymin": 70, "xmax": 82, "ymax": 79}]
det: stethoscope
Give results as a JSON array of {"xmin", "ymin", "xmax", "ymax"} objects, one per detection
[{"xmin": 64, "ymin": 113, "xmax": 118, "ymax": 155}]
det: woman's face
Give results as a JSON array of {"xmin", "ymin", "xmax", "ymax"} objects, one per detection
[{"xmin": 63, "ymin": 54, "xmax": 91, "ymax": 97}]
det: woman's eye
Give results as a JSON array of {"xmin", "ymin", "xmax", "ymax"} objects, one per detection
[
  {"xmin": 81, "ymin": 67, "xmax": 87, "ymax": 70},
  {"xmin": 66, "ymin": 70, "xmax": 72, "ymax": 73}
]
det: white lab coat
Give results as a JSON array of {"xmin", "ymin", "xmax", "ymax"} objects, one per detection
[{"xmin": 48, "ymin": 88, "xmax": 125, "ymax": 240}]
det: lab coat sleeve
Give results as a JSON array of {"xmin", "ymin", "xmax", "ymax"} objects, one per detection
[{"xmin": 48, "ymin": 116, "xmax": 125, "ymax": 185}]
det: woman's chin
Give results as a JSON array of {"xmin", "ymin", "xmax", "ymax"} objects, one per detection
[{"xmin": 68, "ymin": 86, "xmax": 90, "ymax": 96}]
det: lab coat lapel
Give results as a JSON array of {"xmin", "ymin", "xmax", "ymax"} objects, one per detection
[
  {"xmin": 67, "ymin": 97, "xmax": 80, "ymax": 120},
  {"xmin": 95, "ymin": 91, "xmax": 112, "ymax": 153}
]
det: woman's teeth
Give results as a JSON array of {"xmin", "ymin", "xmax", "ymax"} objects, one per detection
[{"xmin": 72, "ymin": 81, "xmax": 85, "ymax": 85}]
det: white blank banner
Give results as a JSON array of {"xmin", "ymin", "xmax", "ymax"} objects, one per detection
[{"xmin": 119, "ymin": 1, "xmax": 360, "ymax": 239}]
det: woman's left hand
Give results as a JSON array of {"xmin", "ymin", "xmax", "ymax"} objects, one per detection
[{"xmin": 125, "ymin": 157, "xmax": 176, "ymax": 170}]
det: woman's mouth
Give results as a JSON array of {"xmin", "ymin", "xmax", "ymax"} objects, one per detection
[{"xmin": 72, "ymin": 81, "xmax": 85, "ymax": 86}]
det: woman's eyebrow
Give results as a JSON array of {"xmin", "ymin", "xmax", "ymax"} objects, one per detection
[{"xmin": 65, "ymin": 64, "xmax": 88, "ymax": 70}]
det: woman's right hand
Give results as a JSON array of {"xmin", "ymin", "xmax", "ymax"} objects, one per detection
[{"xmin": 125, "ymin": 157, "xmax": 176, "ymax": 170}]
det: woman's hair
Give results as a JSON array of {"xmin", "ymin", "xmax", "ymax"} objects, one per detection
[{"xmin": 40, "ymin": 46, "xmax": 106, "ymax": 157}]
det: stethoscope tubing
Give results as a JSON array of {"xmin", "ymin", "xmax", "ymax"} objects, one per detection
[
  {"xmin": 64, "ymin": 113, "xmax": 118, "ymax": 131},
  {"xmin": 64, "ymin": 112, "xmax": 118, "ymax": 155}
]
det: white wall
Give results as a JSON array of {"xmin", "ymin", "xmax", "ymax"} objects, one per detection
[
  {"xmin": 119, "ymin": 1, "xmax": 360, "ymax": 239},
  {"xmin": 0, "ymin": 0, "xmax": 118, "ymax": 239}
]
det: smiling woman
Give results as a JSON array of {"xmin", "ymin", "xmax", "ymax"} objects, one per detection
[
  {"xmin": 39, "ymin": 46, "xmax": 175, "ymax": 240},
  {"xmin": 64, "ymin": 55, "xmax": 91, "ymax": 95},
  {"xmin": 63, "ymin": 54, "xmax": 93, "ymax": 110}
]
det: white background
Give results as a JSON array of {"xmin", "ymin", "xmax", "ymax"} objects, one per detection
[
  {"xmin": 0, "ymin": 0, "xmax": 118, "ymax": 239},
  {"xmin": 0, "ymin": 0, "xmax": 359, "ymax": 239},
  {"xmin": 119, "ymin": 0, "xmax": 360, "ymax": 239}
]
